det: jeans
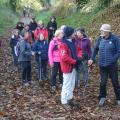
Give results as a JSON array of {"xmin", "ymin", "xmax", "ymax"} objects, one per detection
[
  {"xmin": 99, "ymin": 64, "xmax": 120, "ymax": 100},
  {"xmin": 61, "ymin": 69, "xmax": 76, "ymax": 104},
  {"xmin": 21, "ymin": 61, "xmax": 31, "ymax": 83},
  {"xmin": 51, "ymin": 62, "xmax": 63, "ymax": 86},
  {"xmin": 76, "ymin": 60, "xmax": 89, "ymax": 86}
]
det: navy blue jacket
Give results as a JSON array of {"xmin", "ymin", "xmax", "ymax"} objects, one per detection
[
  {"xmin": 32, "ymin": 40, "xmax": 48, "ymax": 60},
  {"xmin": 62, "ymin": 38, "xmax": 77, "ymax": 60},
  {"xmin": 92, "ymin": 33, "xmax": 120, "ymax": 67}
]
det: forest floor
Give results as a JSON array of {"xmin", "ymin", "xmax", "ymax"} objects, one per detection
[{"xmin": 0, "ymin": 17, "xmax": 120, "ymax": 120}]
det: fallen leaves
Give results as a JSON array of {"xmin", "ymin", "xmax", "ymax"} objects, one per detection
[{"xmin": 0, "ymin": 34, "xmax": 120, "ymax": 120}]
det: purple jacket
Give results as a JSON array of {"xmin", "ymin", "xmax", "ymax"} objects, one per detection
[{"xmin": 75, "ymin": 37, "xmax": 92, "ymax": 58}]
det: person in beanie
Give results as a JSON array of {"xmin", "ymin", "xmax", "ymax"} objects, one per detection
[
  {"xmin": 17, "ymin": 32, "xmax": 32, "ymax": 86},
  {"xmin": 88, "ymin": 24, "xmax": 120, "ymax": 107},
  {"xmin": 59, "ymin": 26, "xmax": 82, "ymax": 110},
  {"xmin": 10, "ymin": 29, "xmax": 21, "ymax": 67},
  {"xmin": 48, "ymin": 29, "xmax": 64, "ymax": 91},
  {"xmin": 75, "ymin": 28, "xmax": 92, "ymax": 87},
  {"xmin": 47, "ymin": 16, "xmax": 57, "ymax": 43},
  {"xmin": 32, "ymin": 33, "xmax": 48, "ymax": 81}
]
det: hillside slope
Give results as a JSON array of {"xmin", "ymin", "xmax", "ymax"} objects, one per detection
[{"xmin": 88, "ymin": 3, "xmax": 120, "ymax": 40}]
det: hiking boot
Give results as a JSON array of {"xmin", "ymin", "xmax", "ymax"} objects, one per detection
[
  {"xmin": 117, "ymin": 100, "xmax": 120, "ymax": 106},
  {"xmin": 99, "ymin": 98, "xmax": 106, "ymax": 107},
  {"xmin": 68, "ymin": 99, "xmax": 80, "ymax": 107},
  {"xmin": 62, "ymin": 104, "xmax": 71, "ymax": 111}
]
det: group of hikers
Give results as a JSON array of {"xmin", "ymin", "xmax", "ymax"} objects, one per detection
[
  {"xmin": 9, "ymin": 15, "xmax": 120, "ymax": 110},
  {"xmin": 22, "ymin": 7, "xmax": 33, "ymax": 17}
]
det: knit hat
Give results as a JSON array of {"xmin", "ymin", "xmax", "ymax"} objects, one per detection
[
  {"xmin": 100, "ymin": 24, "xmax": 111, "ymax": 32},
  {"xmin": 64, "ymin": 26, "xmax": 74, "ymax": 38}
]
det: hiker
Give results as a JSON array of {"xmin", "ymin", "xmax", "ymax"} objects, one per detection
[
  {"xmin": 23, "ymin": 8, "xmax": 26, "ymax": 17},
  {"xmin": 29, "ymin": 17, "xmax": 38, "ymax": 41},
  {"xmin": 47, "ymin": 16, "xmax": 57, "ymax": 42},
  {"xmin": 88, "ymin": 24, "xmax": 120, "ymax": 107},
  {"xmin": 21, "ymin": 24, "xmax": 30, "ymax": 37},
  {"xmin": 59, "ymin": 26, "xmax": 82, "ymax": 110},
  {"xmin": 34, "ymin": 21, "xmax": 48, "ymax": 41},
  {"xmin": 48, "ymin": 29, "xmax": 64, "ymax": 91},
  {"xmin": 10, "ymin": 29, "xmax": 21, "ymax": 67},
  {"xmin": 32, "ymin": 33, "xmax": 48, "ymax": 81},
  {"xmin": 16, "ymin": 22, "xmax": 24, "ymax": 33},
  {"xmin": 75, "ymin": 28, "xmax": 92, "ymax": 87},
  {"xmin": 17, "ymin": 32, "xmax": 32, "ymax": 86}
]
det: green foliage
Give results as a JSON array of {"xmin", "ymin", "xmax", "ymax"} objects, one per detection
[
  {"xmin": 35, "ymin": 10, "xmax": 52, "ymax": 26},
  {"xmin": 76, "ymin": 0, "xmax": 90, "ymax": 9},
  {"xmin": 57, "ymin": 10, "xmax": 99, "ymax": 28},
  {"xmin": 0, "ymin": 6, "xmax": 18, "ymax": 36},
  {"xmin": 98, "ymin": 0, "xmax": 113, "ymax": 9}
]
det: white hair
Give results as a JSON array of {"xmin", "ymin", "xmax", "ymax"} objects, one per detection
[
  {"xmin": 60, "ymin": 25, "xmax": 66, "ymax": 30},
  {"xmin": 54, "ymin": 29, "xmax": 63, "ymax": 37}
]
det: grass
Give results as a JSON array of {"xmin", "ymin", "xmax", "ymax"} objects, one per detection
[{"xmin": 0, "ymin": 6, "xmax": 19, "ymax": 36}]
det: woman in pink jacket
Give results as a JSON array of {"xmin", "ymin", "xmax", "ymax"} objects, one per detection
[{"xmin": 48, "ymin": 29, "xmax": 64, "ymax": 91}]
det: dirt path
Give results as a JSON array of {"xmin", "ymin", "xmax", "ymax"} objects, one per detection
[
  {"xmin": 20, "ymin": 16, "xmax": 32, "ymax": 25},
  {"xmin": 0, "ymin": 20, "xmax": 120, "ymax": 119}
]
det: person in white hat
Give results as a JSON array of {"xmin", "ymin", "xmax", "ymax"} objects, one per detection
[{"xmin": 88, "ymin": 24, "xmax": 120, "ymax": 107}]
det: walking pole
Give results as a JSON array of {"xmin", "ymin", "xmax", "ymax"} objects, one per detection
[
  {"xmin": 39, "ymin": 53, "xmax": 42, "ymax": 82},
  {"xmin": 82, "ymin": 64, "xmax": 91, "ymax": 97}
]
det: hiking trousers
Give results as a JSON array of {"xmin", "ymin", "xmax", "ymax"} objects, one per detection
[
  {"xmin": 21, "ymin": 61, "xmax": 31, "ymax": 83},
  {"xmin": 61, "ymin": 69, "xmax": 76, "ymax": 104},
  {"xmin": 51, "ymin": 62, "xmax": 63, "ymax": 86},
  {"xmin": 99, "ymin": 64, "xmax": 120, "ymax": 100}
]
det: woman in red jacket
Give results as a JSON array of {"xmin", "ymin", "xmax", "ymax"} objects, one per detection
[{"xmin": 34, "ymin": 21, "xmax": 48, "ymax": 41}]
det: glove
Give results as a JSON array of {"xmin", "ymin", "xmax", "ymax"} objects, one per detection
[
  {"xmin": 82, "ymin": 52, "xmax": 88, "ymax": 60},
  {"xmin": 75, "ymin": 58, "xmax": 82, "ymax": 70},
  {"xmin": 38, "ymin": 51, "xmax": 41, "ymax": 55},
  {"xmin": 76, "ymin": 58, "xmax": 82, "ymax": 65}
]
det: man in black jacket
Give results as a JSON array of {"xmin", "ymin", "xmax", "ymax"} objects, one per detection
[
  {"xmin": 29, "ymin": 17, "xmax": 38, "ymax": 41},
  {"xmin": 47, "ymin": 16, "xmax": 57, "ymax": 43}
]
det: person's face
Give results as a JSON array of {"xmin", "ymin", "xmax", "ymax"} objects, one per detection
[
  {"xmin": 25, "ymin": 26, "xmax": 29, "ymax": 30},
  {"xmin": 71, "ymin": 32, "xmax": 77, "ymax": 39},
  {"xmin": 100, "ymin": 31, "xmax": 110, "ymax": 38},
  {"xmin": 76, "ymin": 31, "xmax": 83, "ymax": 38},
  {"xmin": 59, "ymin": 32, "xmax": 64, "ymax": 38},
  {"xmin": 38, "ymin": 24, "xmax": 43, "ymax": 28},
  {"xmin": 51, "ymin": 18, "xmax": 55, "ymax": 22},
  {"xmin": 14, "ymin": 30, "xmax": 19, "ymax": 36}
]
